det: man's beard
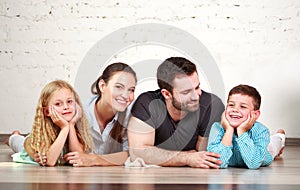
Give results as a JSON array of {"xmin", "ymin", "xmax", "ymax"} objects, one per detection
[{"xmin": 171, "ymin": 96, "xmax": 199, "ymax": 112}]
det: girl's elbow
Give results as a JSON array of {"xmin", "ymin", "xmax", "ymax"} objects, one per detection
[
  {"xmin": 45, "ymin": 160, "xmax": 57, "ymax": 167},
  {"xmin": 46, "ymin": 163, "xmax": 55, "ymax": 167}
]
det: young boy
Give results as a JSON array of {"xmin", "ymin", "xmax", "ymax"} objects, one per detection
[{"xmin": 207, "ymin": 84, "xmax": 285, "ymax": 169}]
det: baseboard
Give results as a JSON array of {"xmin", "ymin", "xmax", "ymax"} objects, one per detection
[
  {"xmin": 285, "ymin": 138, "xmax": 300, "ymax": 146},
  {"xmin": 1, "ymin": 134, "xmax": 300, "ymax": 146}
]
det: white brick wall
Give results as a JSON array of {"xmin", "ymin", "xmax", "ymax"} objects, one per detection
[{"xmin": 0, "ymin": 0, "xmax": 299, "ymax": 137}]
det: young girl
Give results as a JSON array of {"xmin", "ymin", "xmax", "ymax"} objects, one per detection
[
  {"xmin": 63, "ymin": 62, "xmax": 137, "ymax": 166},
  {"xmin": 13, "ymin": 80, "xmax": 93, "ymax": 166}
]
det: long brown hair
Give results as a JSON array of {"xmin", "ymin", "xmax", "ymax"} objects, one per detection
[
  {"xmin": 28, "ymin": 80, "xmax": 93, "ymax": 159},
  {"xmin": 91, "ymin": 62, "xmax": 137, "ymax": 144}
]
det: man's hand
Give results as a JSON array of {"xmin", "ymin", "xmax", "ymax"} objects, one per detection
[
  {"xmin": 63, "ymin": 152, "xmax": 94, "ymax": 167},
  {"xmin": 186, "ymin": 151, "xmax": 222, "ymax": 169}
]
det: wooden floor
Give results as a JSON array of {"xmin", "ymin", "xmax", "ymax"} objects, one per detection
[{"xmin": 0, "ymin": 142, "xmax": 300, "ymax": 190}]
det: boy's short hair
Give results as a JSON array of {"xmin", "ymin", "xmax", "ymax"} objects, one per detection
[{"xmin": 228, "ymin": 84, "xmax": 261, "ymax": 110}]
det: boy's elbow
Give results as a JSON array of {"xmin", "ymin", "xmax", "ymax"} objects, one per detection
[
  {"xmin": 247, "ymin": 164, "xmax": 260, "ymax": 170},
  {"xmin": 248, "ymin": 166, "xmax": 260, "ymax": 170},
  {"xmin": 220, "ymin": 163, "xmax": 228, "ymax": 169}
]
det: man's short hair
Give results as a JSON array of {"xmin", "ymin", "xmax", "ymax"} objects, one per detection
[{"xmin": 157, "ymin": 57, "xmax": 197, "ymax": 93}]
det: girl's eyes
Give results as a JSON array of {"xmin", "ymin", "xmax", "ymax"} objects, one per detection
[
  {"xmin": 53, "ymin": 100, "xmax": 74, "ymax": 107},
  {"xmin": 67, "ymin": 99, "xmax": 74, "ymax": 104},
  {"xmin": 54, "ymin": 102, "xmax": 62, "ymax": 107}
]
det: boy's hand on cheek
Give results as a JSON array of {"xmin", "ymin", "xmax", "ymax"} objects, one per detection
[
  {"xmin": 221, "ymin": 112, "xmax": 234, "ymax": 131},
  {"xmin": 237, "ymin": 111, "xmax": 255, "ymax": 136}
]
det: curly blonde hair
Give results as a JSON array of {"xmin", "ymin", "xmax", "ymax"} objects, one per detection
[{"xmin": 28, "ymin": 80, "xmax": 93, "ymax": 159}]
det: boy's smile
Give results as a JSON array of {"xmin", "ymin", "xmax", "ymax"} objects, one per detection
[{"xmin": 225, "ymin": 94, "xmax": 255, "ymax": 128}]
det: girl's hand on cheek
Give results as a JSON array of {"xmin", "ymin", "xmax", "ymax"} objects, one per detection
[
  {"xmin": 49, "ymin": 106, "xmax": 69, "ymax": 129},
  {"xmin": 69, "ymin": 103, "xmax": 82, "ymax": 127}
]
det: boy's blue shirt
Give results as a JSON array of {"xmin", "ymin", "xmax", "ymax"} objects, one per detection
[{"xmin": 207, "ymin": 121, "xmax": 273, "ymax": 169}]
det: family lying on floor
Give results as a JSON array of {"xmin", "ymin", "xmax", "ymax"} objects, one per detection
[{"xmin": 5, "ymin": 57, "xmax": 285, "ymax": 169}]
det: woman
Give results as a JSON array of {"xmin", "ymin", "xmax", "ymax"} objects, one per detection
[{"xmin": 63, "ymin": 62, "xmax": 137, "ymax": 166}]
